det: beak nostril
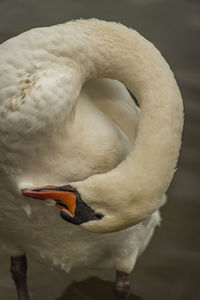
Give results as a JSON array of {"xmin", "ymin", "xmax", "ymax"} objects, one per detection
[{"xmin": 56, "ymin": 200, "xmax": 69, "ymax": 210}]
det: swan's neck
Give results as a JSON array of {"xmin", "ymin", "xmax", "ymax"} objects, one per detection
[{"xmin": 65, "ymin": 20, "xmax": 183, "ymax": 232}]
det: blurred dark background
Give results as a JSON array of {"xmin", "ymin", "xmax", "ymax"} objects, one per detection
[{"xmin": 0, "ymin": 0, "xmax": 199, "ymax": 299}]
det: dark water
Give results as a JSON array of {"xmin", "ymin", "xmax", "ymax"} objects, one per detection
[{"xmin": 0, "ymin": 0, "xmax": 199, "ymax": 299}]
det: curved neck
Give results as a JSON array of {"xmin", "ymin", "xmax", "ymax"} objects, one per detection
[{"xmin": 65, "ymin": 20, "xmax": 183, "ymax": 232}]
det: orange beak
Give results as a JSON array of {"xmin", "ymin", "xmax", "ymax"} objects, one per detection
[{"xmin": 22, "ymin": 186, "xmax": 77, "ymax": 217}]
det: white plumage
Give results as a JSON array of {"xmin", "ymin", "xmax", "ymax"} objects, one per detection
[{"xmin": 0, "ymin": 19, "xmax": 183, "ymax": 297}]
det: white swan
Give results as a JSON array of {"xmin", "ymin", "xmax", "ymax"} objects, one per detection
[{"xmin": 0, "ymin": 19, "xmax": 183, "ymax": 300}]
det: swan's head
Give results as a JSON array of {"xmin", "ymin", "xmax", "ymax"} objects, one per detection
[
  {"xmin": 22, "ymin": 185, "xmax": 104, "ymax": 226},
  {"xmin": 22, "ymin": 183, "xmax": 152, "ymax": 233}
]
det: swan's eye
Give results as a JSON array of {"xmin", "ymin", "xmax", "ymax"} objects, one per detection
[{"xmin": 95, "ymin": 213, "xmax": 104, "ymax": 220}]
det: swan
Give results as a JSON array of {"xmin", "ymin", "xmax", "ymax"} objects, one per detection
[{"xmin": 0, "ymin": 19, "xmax": 183, "ymax": 300}]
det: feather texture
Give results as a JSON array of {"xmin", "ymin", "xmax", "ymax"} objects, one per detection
[{"xmin": 0, "ymin": 19, "xmax": 183, "ymax": 276}]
